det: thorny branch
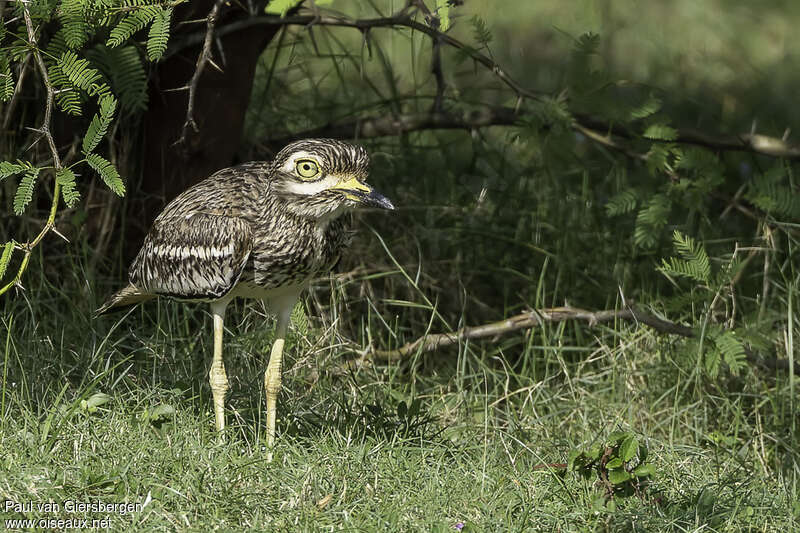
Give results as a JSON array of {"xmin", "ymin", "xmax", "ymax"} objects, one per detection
[
  {"xmin": 0, "ymin": 4, "xmax": 63, "ymax": 297},
  {"xmin": 176, "ymin": 0, "xmax": 226, "ymax": 147},
  {"xmin": 181, "ymin": 9, "xmax": 800, "ymax": 160},
  {"xmin": 357, "ymin": 305, "xmax": 799, "ymax": 376}
]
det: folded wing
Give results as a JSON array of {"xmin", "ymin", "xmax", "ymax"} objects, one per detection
[{"xmin": 129, "ymin": 213, "xmax": 252, "ymax": 300}]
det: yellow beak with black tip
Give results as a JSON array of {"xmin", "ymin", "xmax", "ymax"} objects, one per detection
[{"xmin": 331, "ymin": 177, "xmax": 395, "ymax": 210}]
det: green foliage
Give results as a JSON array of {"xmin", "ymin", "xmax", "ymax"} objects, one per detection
[
  {"xmin": 48, "ymin": 50, "xmax": 111, "ymax": 115},
  {"xmin": 1, "ymin": 0, "xmax": 178, "ymax": 273},
  {"xmin": 58, "ymin": 51, "xmax": 103, "ymax": 92},
  {"xmin": 0, "ymin": 241, "xmax": 14, "ymax": 281},
  {"xmin": 746, "ymin": 165, "xmax": 800, "ymax": 219},
  {"xmin": 79, "ymin": 392, "xmax": 112, "ymax": 414},
  {"xmin": 435, "ymin": 0, "xmax": 451, "ymax": 31},
  {"xmin": 569, "ymin": 431, "xmax": 654, "ymax": 501},
  {"xmin": 658, "ymin": 232, "xmax": 761, "ymax": 378},
  {"xmin": 0, "ymin": 56, "xmax": 14, "ymax": 102},
  {"xmin": 574, "ymin": 32, "xmax": 601, "ymax": 55},
  {"xmin": 629, "ymin": 93, "xmax": 662, "ymax": 120},
  {"xmin": 82, "ymin": 94, "xmax": 117, "ymax": 154},
  {"xmin": 658, "ymin": 230, "xmax": 710, "ymax": 284},
  {"xmin": 645, "ymin": 143, "xmax": 681, "ymax": 176},
  {"xmin": 290, "ymin": 300, "xmax": 309, "ymax": 336},
  {"xmin": 14, "ymin": 167, "xmax": 41, "ymax": 215},
  {"xmin": 707, "ymin": 328, "xmax": 748, "ymax": 377},
  {"xmin": 470, "ymin": 15, "xmax": 493, "ymax": 47},
  {"xmin": 58, "ymin": 0, "xmax": 91, "ymax": 50},
  {"xmin": 0, "ymin": 161, "xmax": 28, "ymax": 180},
  {"xmin": 105, "ymin": 1, "xmax": 174, "ymax": 63},
  {"xmin": 289, "ymin": 396, "xmax": 435, "ymax": 442},
  {"xmin": 605, "ymin": 189, "xmax": 639, "ymax": 216},
  {"xmin": 265, "ymin": 0, "xmax": 333, "ymax": 16},
  {"xmin": 265, "ymin": 0, "xmax": 304, "ymax": 16},
  {"xmin": 56, "ymin": 168, "xmax": 80, "ymax": 207},
  {"xmin": 633, "ymin": 194, "xmax": 671, "ymax": 249},
  {"xmin": 107, "ymin": 5, "xmax": 160, "ymax": 48},
  {"xmin": 45, "ymin": 28, "xmax": 70, "ymax": 59},
  {"xmin": 47, "ymin": 60, "xmax": 83, "ymax": 116},
  {"xmin": 145, "ymin": 403, "xmax": 177, "ymax": 428},
  {"xmin": 86, "ymin": 153, "xmax": 125, "ymax": 196},
  {"xmin": 86, "ymin": 45, "xmax": 148, "ymax": 112},
  {"xmin": 146, "ymin": 7, "xmax": 172, "ymax": 61},
  {"xmin": 642, "ymin": 123, "xmax": 678, "ymax": 141},
  {"xmin": 530, "ymin": 94, "xmax": 572, "ymax": 134}
]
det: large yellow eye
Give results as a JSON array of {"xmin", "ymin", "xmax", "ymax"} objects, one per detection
[{"xmin": 295, "ymin": 159, "xmax": 320, "ymax": 179}]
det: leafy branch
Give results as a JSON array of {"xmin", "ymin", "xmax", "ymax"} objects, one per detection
[
  {"xmin": 0, "ymin": 4, "xmax": 64, "ymax": 297},
  {"xmin": 0, "ymin": 0, "xmax": 172, "ymax": 296}
]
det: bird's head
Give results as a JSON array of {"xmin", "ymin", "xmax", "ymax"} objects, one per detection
[{"xmin": 270, "ymin": 139, "xmax": 394, "ymax": 219}]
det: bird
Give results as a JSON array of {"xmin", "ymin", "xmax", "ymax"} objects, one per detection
[{"xmin": 97, "ymin": 139, "xmax": 394, "ymax": 460}]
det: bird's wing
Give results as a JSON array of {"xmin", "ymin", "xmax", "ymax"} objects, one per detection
[{"xmin": 129, "ymin": 213, "xmax": 252, "ymax": 300}]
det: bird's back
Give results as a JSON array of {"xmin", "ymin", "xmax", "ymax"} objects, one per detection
[{"xmin": 153, "ymin": 161, "xmax": 269, "ymax": 224}]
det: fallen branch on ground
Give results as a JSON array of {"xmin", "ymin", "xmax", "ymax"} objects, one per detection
[{"xmin": 360, "ymin": 305, "xmax": 798, "ymax": 375}]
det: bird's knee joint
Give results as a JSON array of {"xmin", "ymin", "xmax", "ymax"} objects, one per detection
[
  {"xmin": 264, "ymin": 375, "xmax": 282, "ymax": 396},
  {"xmin": 265, "ymin": 381, "xmax": 282, "ymax": 396},
  {"xmin": 209, "ymin": 365, "xmax": 228, "ymax": 391}
]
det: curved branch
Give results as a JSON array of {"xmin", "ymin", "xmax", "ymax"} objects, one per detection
[
  {"xmin": 363, "ymin": 305, "xmax": 798, "ymax": 375},
  {"xmin": 176, "ymin": 0, "xmax": 226, "ymax": 147}
]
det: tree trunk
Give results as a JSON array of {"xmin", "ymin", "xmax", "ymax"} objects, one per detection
[{"xmin": 130, "ymin": 1, "xmax": 281, "ymax": 252}]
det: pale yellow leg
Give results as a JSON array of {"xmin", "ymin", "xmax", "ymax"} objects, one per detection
[
  {"xmin": 264, "ymin": 335, "xmax": 285, "ymax": 461},
  {"xmin": 264, "ymin": 294, "xmax": 297, "ymax": 462},
  {"xmin": 209, "ymin": 301, "xmax": 229, "ymax": 432}
]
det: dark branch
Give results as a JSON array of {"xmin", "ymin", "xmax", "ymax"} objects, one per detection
[{"xmin": 176, "ymin": 0, "xmax": 226, "ymax": 147}]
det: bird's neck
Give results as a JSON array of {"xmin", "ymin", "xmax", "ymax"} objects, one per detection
[{"xmin": 265, "ymin": 190, "xmax": 348, "ymax": 226}]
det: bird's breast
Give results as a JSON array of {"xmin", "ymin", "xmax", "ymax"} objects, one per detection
[{"xmin": 240, "ymin": 215, "xmax": 350, "ymax": 291}]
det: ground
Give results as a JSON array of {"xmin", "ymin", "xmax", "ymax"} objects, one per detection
[{"xmin": 1, "ymin": 282, "xmax": 796, "ymax": 532}]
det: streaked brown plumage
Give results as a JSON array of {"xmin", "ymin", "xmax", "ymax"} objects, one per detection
[{"xmin": 97, "ymin": 139, "xmax": 393, "ymax": 459}]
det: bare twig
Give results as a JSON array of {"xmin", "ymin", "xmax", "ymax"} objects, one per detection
[
  {"xmin": 0, "ymin": 5, "xmax": 63, "ymax": 297},
  {"xmin": 359, "ymin": 304, "xmax": 798, "ymax": 375},
  {"xmin": 176, "ymin": 0, "xmax": 226, "ymax": 147}
]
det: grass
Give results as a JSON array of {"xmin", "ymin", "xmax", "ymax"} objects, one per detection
[{"xmin": 0, "ymin": 244, "xmax": 797, "ymax": 532}]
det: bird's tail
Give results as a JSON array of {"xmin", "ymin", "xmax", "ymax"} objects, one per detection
[{"xmin": 96, "ymin": 284, "xmax": 155, "ymax": 316}]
